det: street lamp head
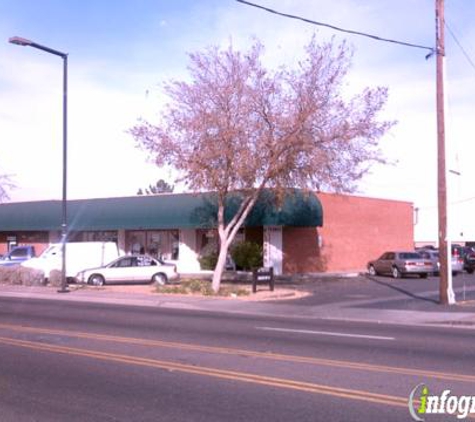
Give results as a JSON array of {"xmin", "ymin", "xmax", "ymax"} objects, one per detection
[
  {"xmin": 8, "ymin": 36, "xmax": 67, "ymax": 58},
  {"xmin": 9, "ymin": 36, "xmax": 33, "ymax": 46}
]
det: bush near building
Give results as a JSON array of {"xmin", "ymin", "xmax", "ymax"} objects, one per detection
[
  {"xmin": 198, "ymin": 253, "xmax": 218, "ymax": 270},
  {"xmin": 231, "ymin": 241, "xmax": 263, "ymax": 271}
]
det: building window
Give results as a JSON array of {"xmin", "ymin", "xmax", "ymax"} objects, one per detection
[{"xmin": 126, "ymin": 230, "xmax": 179, "ymax": 260}]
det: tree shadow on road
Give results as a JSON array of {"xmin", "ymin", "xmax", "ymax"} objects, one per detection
[{"xmin": 367, "ymin": 276, "xmax": 439, "ymax": 304}]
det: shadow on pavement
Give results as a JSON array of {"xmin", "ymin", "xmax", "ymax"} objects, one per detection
[{"xmin": 367, "ymin": 276, "xmax": 439, "ymax": 304}]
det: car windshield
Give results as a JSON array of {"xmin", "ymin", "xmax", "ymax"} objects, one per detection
[
  {"xmin": 399, "ymin": 253, "xmax": 421, "ymax": 259},
  {"xmin": 10, "ymin": 248, "xmax": 27, "ymax": 258},
  {"xmin": 38, "ymin": 245, "xmax": 58, "ymax": 258},
  {"xmin": 421, "ymin": 251, "xmax": 439, "ymax": 258}
]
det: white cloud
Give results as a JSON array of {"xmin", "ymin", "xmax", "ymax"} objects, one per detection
[
  {"xmin": 1, "ymin": 52, "xmax": 168, "ymax": 201},
  {"xmin": 2, "ymin": 0, "xmax": 474, "ymax": 243}
]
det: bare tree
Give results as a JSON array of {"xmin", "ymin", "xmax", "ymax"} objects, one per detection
[
  {"xmin": 0, "ymin": 174, "xmax": 15, "ymax": 202},
  {"xmin": 131, "ymin": 37, "xmax": 394, "ymax": 292}
]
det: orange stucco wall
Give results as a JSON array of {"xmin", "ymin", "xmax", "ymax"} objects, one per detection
[
  {"xmin": 0, "ymin": 232, "xmax": 50, "ymax": 256},
  {"xmin": 283, "ymin": 193, "xmax": 414, "ymax": 273}
]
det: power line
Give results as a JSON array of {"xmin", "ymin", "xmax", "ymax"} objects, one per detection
[
  {"xmin": 416, "ymin": 194, "xmax": 475, "ymax": 211},
  {"xmin": 452, "ymin": 195, "xmax": 475, "ymax": 205},
  {"xmin": 445, "ymin": 21, "xmax": 475, "ymax": 73},
  {"xmin": 236, "ymin": 0, "xmax": 434, "ymax": 54}
]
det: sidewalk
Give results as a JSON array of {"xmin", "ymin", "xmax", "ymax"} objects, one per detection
[{"xmin": 1, "ymin": 282, "xmax": 475, "ymax": 328}]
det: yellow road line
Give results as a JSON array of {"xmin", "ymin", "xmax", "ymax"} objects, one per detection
[
  {"xmin": 0, "ymin": 322, "xmax": 472, "ymax": 384},
  {"xmin": 0, "ymin": 335, "xmax": 407, "ymax": 408}
]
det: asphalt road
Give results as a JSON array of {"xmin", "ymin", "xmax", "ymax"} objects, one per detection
[{"xmin": 0, "ymin": 297, "xmax": 473, "ymax": 421}]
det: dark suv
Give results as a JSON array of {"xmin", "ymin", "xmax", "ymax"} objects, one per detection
[{"xmin": 463, "ymin": 248, "xmax": 475, "ymax": 274}]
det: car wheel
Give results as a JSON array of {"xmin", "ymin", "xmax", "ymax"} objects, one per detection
[
  {"xmin": 391, "ymin": 266, "xmax": 401, "ymax": 279},
  {"xmin": 419, "ymin": 273, "xmax": 428, "ymax": 279},
  {"xmin": 368, "ymin": 265, "xmax": 377, "ymax": 276},
  {"xmin": 467, "ymin": 268, "xmax": 474, "ymax": 274},
  {"xmin": 152, "ymin": 273, "xmax": 167, "ymax": 285},
  {"xmin": 88, "ymin": 274, "xmax": 105, "ymax": 286}
]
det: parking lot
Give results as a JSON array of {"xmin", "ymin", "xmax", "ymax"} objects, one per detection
[{"xmin": 276, "ymin": 271, "xmax": 475, "ymax": 312}]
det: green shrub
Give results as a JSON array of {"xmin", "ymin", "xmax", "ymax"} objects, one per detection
[
  {"xmin": 183, "ymin": 279, "xmax": 215, "ymax": 295},
  {"xmin": 198, "ymin": 253, "xmax": 218, "ymax": 270},
  {"xmin": 156, "ymin": 284, "xmax": 189, "ymax": 294},
  {"xmin": 155, "ymin": 279, "xmax": 249, "ymax": 297},
  {"xmin": 231, "ymin": 241, "xmax": 263, "ymax": 271}
]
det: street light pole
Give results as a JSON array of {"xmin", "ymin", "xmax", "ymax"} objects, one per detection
[
  {"xmin": 60, "ymin": 51, "xmax": 69, "ymax": 294},
  {"xmin": 9, "ymin": 36, "xmax": 69, "ymax": 293}
]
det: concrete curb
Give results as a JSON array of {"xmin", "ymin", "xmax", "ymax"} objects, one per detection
[{"xmin": 1, "ymin": 283, "xmax": 474, "ymax": 328}]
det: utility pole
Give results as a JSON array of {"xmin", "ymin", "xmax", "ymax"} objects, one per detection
[{"xmin": 436, "ymin": 0, "xmax": 455, "ymax": 305}]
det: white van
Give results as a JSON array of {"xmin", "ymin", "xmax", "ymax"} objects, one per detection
[{"xmin": 22, "ymin": 241, "xmax": 119, "ymax": 280}]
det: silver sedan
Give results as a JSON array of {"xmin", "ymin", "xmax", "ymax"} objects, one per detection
[
  {"xmin": 368, "ymin": 251, "xmax": 433, "ymax": 279},
  {"xmin": 417, "ymin": 249, "xmax": 464, "ymax": 276}
]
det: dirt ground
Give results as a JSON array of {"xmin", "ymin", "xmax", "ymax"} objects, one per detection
[{"xmin": 72, "ymin": 283, "xmax": 309, "ymax": 302}]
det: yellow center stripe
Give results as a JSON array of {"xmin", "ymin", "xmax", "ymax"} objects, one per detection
[
  {"xmin": 0, "ymin": 322, "xmax": 472, "ymax": 383},
  {"xmin": 0, "ymin": 335, "xmax": 407, "ymax": 408}
]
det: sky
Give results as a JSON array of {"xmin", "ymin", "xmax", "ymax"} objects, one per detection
[{"xmin": 0, "ymin": 0, "xmax": 474, "ymax": 242}]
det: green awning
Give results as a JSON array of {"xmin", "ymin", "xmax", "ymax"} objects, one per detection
[
  {"xmin": 226, "ymin": 189, "xmax": 323, "ymax": 227},
  {"xmin": 0, "ymin": 190, "xmax": 323, "ymax": 231}
]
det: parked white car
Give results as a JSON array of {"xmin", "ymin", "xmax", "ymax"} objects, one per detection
[{"xmin": 76, "ymin": 254, "xmax": 179, "ymax": 286}]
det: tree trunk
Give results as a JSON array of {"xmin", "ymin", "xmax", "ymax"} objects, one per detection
[
  {"xmin": 211, "ymin": 192, "xmax": 263, "ymax": 293},
  {"xmin": 212, "ymin": 241, "xmax": 229, "ymax": 293}
]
